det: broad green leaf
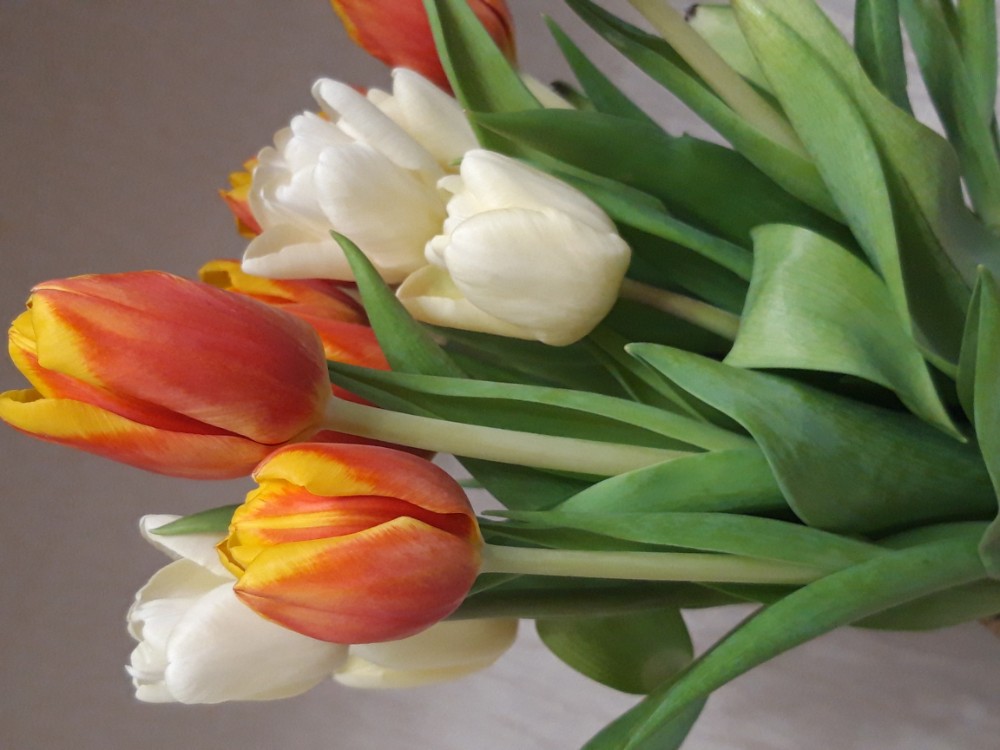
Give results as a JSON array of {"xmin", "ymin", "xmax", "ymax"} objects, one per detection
[
  {"xmin": 151, "ymin": 505, "xmax": 239, "ymax": 536},
  {"xmin": 853, "ymin": 0, "xmax": 911, "ymax": 112},
  {"xmin": 608, "ymin": 526, "xmax": 988, "ymax": 749},
  {"xmin": 686, "ymin": 3, "xmax": 769, "ymax": 91},
  {"xmin": 733, "ymin": 0, "xmax": 989, "ymax": 364},
  {"xmin": 857, "ymin": 579, "xmax": 1000, "ymax": 629},
  {"xmin": 336, "ymin": 233, "xmax": 462, "ymax": 378},
  {"xmin": 422, "ymin": 0, "xmax": 538, "ymax": 151},
  {"xmin": 726, "ymin": 225, "xmax": 959, "ymax": 437},
  {"xmin": 546, "ymin": 17, "xmax": 657, "ymax": 125},
  {"xmin": 326, "ymin": 361, "xmax": 749, "ymax": 452},
  {"xmin": 499, "ymin": 510, "xmax": 881, "ymax": 571},
  {"xmin": 584, "ymin": 700, "xmax": 703, "ymax": 750},
  {"xmin": 631, "ymin": 344, "xmax": 996, "ymax": 533},
  {"xmin": 569, "ymin": 0, "xmax": 841, "ymax": 221},
  {"xmin": 473, "ymin": 109, "xmax": 844, "ymax": 248},
  {"xmin": 900, "ymin": 0, "xmax": 1000, "ymax": 227},
  {"xmin": 537, "ymin": 607, "xmax": 693, "ymax": 695},
  {"xmin": 558, "ymin": 448, "xmax": 784, "ymax": 515},
  {"xmin": 956, "ymin": 0, "xmax": 998, "ymax": 122},
  {"xmin": 957, "ymin": 270, "xmax": 1000, "ymax": 576}
]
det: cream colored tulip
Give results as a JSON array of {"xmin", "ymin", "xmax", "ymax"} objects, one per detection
[
  {"xmin": 334, "ymin": 618, "xmax": 518, "ymax": 689},
  {"xmin": 397, "ymin": 150, "xmax": 631, "ymax": 346},
  {"xmin": 243, "ymin": 68, "xmax": 477, "ymax": 283}
]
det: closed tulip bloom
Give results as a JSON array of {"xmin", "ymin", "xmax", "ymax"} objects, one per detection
[
  {"xmin": 334, "ymin": 618, "xmax": 518, "ymax": 688},
  {"xmin": 198, "ymin": 259, "xmax": 388, "ymax": 373},
  {"xmin": 242, "ymin": 68, "xmax": 477, "ymax": 284},
  {"xmin": 330, "ymin": 0, "xmax": 515, "ymax": 92},
  {"xmin": 0, "ymin": 272, "xmax": 330, "ymax": 478},
  {"xmin": 217, "ymin": 443, "xmax": 482, "ymax": 644},
  {"xmin": 127, "ymin": 515, "xmax": 348, "ymax": 704},
  {"xmin": 397, "ymin": 150, "xmax": 632, "ymax": 346}
]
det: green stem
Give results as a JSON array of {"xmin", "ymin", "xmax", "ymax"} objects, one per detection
[
  {"xmin": 628, "ymin": 0, "xmax": 806, "ymax": 157},
  {"xmin": 619, "ymin": 279, "xmax": 741, "ymax": 340},
  {"xmin": 478, "ymin": 543, "xmax": 822, "ymax": 585},
  {"xmin": 321, "ymin": 399, "xmax": 687, "ymax": 476}
]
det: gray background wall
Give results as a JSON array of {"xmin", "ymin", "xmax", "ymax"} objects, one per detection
[{"xmin": 1, "ymin": 2, "xmax": 996, "ymax": 748}]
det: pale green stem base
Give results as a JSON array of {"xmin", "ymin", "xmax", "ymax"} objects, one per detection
[
  {"xmin": 322, "ymin": 400, "xmax": 686, "ymax": 476},
  {"xmin": 479, "ymin": 543, "xmax": 821, "ymax": 585},
  {"xmin": 619, "ymin": 279, "xmax": 741, "ymax": 340}
]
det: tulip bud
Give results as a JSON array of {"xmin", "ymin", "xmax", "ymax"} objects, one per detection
[
  {"xmin": 217, "ymin": 443, "xmax": 482, "ymax": 644},
  {"xmin": 0, "ymin": 272, "xmax": 330, "ymax": 478},
  {"xmin": 397, "ymin": 150, "xmax": 632, "ymax": 346},
  {"xmin": 242, "ymin": 69, "xmax": 476, "ymax": 284},
  {"xmin": 330, "ymin": 0, "xmax": 516, "ymax": 93}
]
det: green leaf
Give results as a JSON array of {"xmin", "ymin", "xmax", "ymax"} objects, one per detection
[
  {"xmin": 584, "ymin": 700, "xmax": 704, "ymax": 750},
  {"xmin": 686, "ymin": 3, "xmax": 770, "ymax": 91},
  {"xmin": 726, "ymin": 225, "xmax": 959, "ymax": 437},
  {"xmin": 568, "ymin": 0, "xmax": 841, "ymax": 221},
  {"xmin": 499, "ymin": 510, "xmax": 881, "ymax": 571},
  {"xmin": 537, "ymin": 607, "xmax": 693, "ymax": 695},
  {"xmin": 151, "ymin": 505, "xmax": 239, "ymax": 536},
  {"xmin": 607, "ymin": 526, "xmax": 988, "ymax": 749},
  {"xmin": 422, "ymin": 0, "xmax": 538, "ymax": 151},
  {"xmin": 473, "ymin": 109, "xmax": 844, "ymax": 248},
  {"xmin": 631, "ymin": 344, "xmax": 996, "ymax": 533},
  {"xmin": 327, "ymin": 361, "xmax": 748, "ymax": 452},
  {"xmin": 957, "ymin": 270, "xmax": 1000, "ymax": 576},
  {"xmin": 853, "ymin": 0, "xmax": 911, "ymax": 112},
  {"xmin": 900, "ymin": 0, "xmax": 1000, "ymax": 227},
  {"xmin": 557, "ymin": 448, "xmax": 786, "ymax": 515},
  {"xmin": 955, "ymin": 0, "xmax": 998, "ymax": 123},
  {"xmin": 733, "ymin": 0, "xmax": 988, "ymax": 365},
  {"xmin": 546, "ymin": 17, "xmax": 657, "ymax": 125},
  {"xmin": 335, "ymin": 233, "xmax": 462, "ymax": 378}
]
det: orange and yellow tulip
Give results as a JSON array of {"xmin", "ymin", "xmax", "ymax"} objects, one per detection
[
  {"xmin": 217, "ymin": 443, "xmax": 482, "ymax": 644},
  {"xmin": 219, "ymin": 159, "xmax": 262, "ymax": 238},
  {"xmin": 330, "ymin": 0, "xmax": 516, "ymax": 92},
  {"xmin": 0, "ymin": 272, "xmax": 331, "ymax": 478}
]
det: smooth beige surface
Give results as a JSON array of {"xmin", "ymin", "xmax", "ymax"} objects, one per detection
[{"xmin": 1, "ymin": 2, "xmax": 997, "ymax": 749}]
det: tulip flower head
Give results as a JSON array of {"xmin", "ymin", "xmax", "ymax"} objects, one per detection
[
  {"xmin": 219, "ymin": 159, "xmax": 263, "ymax": 238},
  {"xmin": 397, "ymin": 150, "xmax": 632, "ymax": 346},
  {"xmin": 330, "ymin": 0, "xmax": 516, "ymax": 93},
  {"xmin": 0, "ymin": 272, "xmax": 331, "ymax": 478},
  {"xmin": 242, "ymin": 68, "xmax": 477, "ymax": 284},
  {"xmin": 218, "ymin": 443, "xmax": 483, "ymax": 644}
]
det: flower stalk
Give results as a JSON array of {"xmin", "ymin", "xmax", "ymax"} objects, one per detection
[
  {"xmin": 478, "ymin": 543, "xmax": 822, "ymax": 585},
  {"xmin": 619, "ymin": 278, "xmax": 741, "ymax": 341},
  {"xmin": 322, "ymin": 399, "xmax": 687, "ymax": 475}
]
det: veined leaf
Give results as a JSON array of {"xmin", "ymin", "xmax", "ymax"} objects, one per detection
[
  {"xmin": 604, "ymin": 526, "xmax": 988, "ymax": 749},
  {"xmin": 569, "ymin": 0, "xmax": 841, "ymax": 220},
  {"xmin": 853, "ymin": 0, "xmax": 911, "ymax": 112},
  {"xmin": 726, "ymin": 225, "xmax": 959, "ymax": 437},
  {"xmin": 537, "ymin": 607, "xmax": 692, "ymax": 695},
  {"xmin": 630, "ymin": 344, "xmax": 995, "ymax": 533},
  {"xmin": 557, "ymin": 448, "xmax": 785, "ymax": 515},
  {"xmin": 957, "ymin": 270, "xmax": 1000, "ymax": 577}
]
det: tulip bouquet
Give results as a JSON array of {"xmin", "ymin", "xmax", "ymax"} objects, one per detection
[{"xmin": 4, "ymin": 0, "xmax": 1000, "ymax": 748}]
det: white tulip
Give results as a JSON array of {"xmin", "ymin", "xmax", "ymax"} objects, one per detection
[
  {"xmin": 126, "ymin": 515, "xmax": 347, "ymax": 704},
  {"xmin": 334, "ymin": 618, "xmax": 518, "ymax": 689},
  {"xmin": 243, "ymin": 68, "xmax": 477, "ymax": 283},
  {"xmin": 397, "ymin": 150, "xmax": 631, "ymax": 346}
]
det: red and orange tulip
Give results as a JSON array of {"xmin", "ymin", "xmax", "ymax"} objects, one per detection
[
  {"xmin": 330, "ymin": 0, "xmax": 516, "ymax": 92},
  {"xmin": 0, "ymin": 272, "xmax": 331, "ymax": 478},
  {"xmin": 217, "ymin": 443, "xmax": 482, "ymax": 644},
  {"xmin": 219, "ymin": 159, "xmax": 262, "ymax": 238}
]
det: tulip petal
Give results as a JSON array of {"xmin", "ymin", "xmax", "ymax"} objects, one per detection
[
  {"xmin": 250, "ymin": 443, "xmax": 477, "ymax": 517},
  {"xmin": 234, "ymin": 516, "xmax": 481, "ymax": 643},
  {"xmin": 332, "ymin": 654, "xmax": 498, "ymax": 689},
  {"xmin": 139, "ymin": 515, "xmax": 230, "ymax": 577},
  {"xmin": 313, "ymin": 78, "xmax": 442, "ymax": 177},
  {"xmin": 164, "ymin": 584, "xmax": 348, "ymax": 703},
  {"xmin": 244, "ymin": 225, "xmax": 355, "ymax": 281},
  {"xmin": 351, "ymin": 618, "xmax": 518, "ymax": 671},
  {"xmin": 0, "ymin": 389, "xmax": 272, "ymax": 479}
]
